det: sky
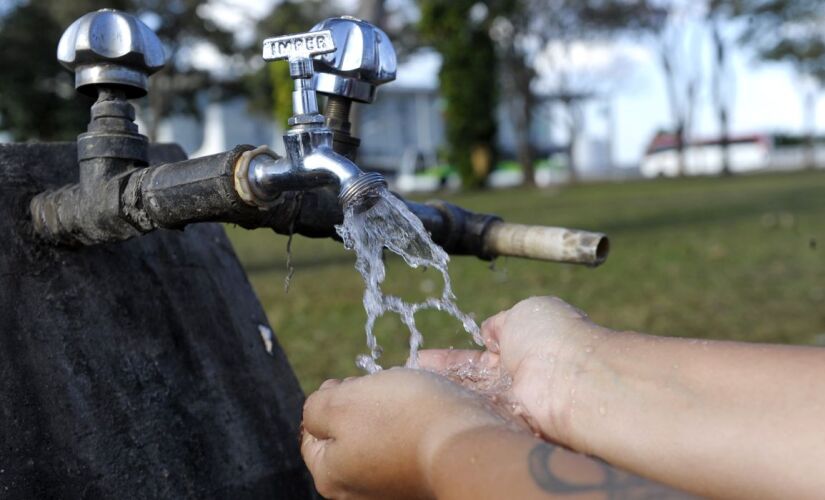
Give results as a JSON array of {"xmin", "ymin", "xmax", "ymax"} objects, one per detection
[{"xmin": 198, "ymin": 0, "xmax": 823, "ymax": 167}]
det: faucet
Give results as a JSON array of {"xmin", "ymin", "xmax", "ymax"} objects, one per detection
[
  {"xmin": 29, "ymin": 9, "xmax": 609, "ymax": 267},
  {"xmin": 236, "ymin": 28, "xmax": 388, "ymax": 212}
]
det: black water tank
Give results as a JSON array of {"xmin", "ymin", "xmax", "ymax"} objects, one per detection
[{"xmin": 0, "ymin": 143, "xmax": 316, "ymax": 498}]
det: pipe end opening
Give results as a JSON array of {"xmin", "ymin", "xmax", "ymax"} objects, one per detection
[
  {"xmin": 339, "ymin": 172, "xmax": 387, "ymax": 212},
  {"xmin": 593, "ymin": 236, "xmax": 610, "ymax": 266}
]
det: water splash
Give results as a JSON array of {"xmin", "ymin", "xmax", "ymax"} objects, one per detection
[{"xmin": 336, "ymin": 188, "xmax": 482, "ymax": 373}]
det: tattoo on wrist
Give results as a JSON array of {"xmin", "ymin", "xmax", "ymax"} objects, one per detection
[{"xmin": 528, "ymin": 442, "xmax": 690, "ymax": 499}]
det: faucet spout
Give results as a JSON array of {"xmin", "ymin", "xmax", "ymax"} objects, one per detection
[
  {"xmin": 303, "ymin": 149, "xmax": 386, "ymax": 209},
  {"xmin": 245, "ymin": 128, "xmax": 386, "ymax": 211}
]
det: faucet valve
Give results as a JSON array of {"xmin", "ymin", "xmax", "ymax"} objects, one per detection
[
  {"xmin": 57, "ymin": 9, "xmax": 165, "ymax": 98},
  {"xmin": 56, "ymin": 9, "xmax": 165, "ymax": 173},
  {"xmin": 262, "ymin": 30, "xmax": 336, "ymax": 126},
  {"xmin": 308, "ymin": 17, "xmax": 397, "ymax": 159}
]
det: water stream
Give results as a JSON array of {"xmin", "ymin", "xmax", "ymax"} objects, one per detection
[{"xmin": 336, "ymin": 187, "xmax": 483, "ymax": 373}]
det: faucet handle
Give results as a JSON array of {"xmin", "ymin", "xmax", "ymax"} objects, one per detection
[
  {"xmin": 309, "ymin": 17, "xmax": 397, "ymax": 104},
  {"xmin": 57, "ymin": 9, "xmax": 165, "ymax": 98},
  {"xmin": 262, "ymin": 30, "xmax": 336, "ymax": 125},
  {"xmin": 262, "ymin": 30, "xmax": 336, "ymax": 66}
]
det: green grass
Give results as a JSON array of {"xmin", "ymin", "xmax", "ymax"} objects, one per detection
[{"xmin": 226, "ymin": 170, "xmax": 825, "ymax": 393}]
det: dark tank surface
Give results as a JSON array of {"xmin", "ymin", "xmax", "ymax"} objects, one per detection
[{"xmin": 0, "ymin": 143, "xmax": 316, "ymax": 499}]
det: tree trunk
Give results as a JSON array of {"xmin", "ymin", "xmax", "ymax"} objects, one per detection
[
  {"xmin": 720, "ymin": 107, "xmax": 731, "ymax": 176},
  {"xmin": 515, "ymin": 103, "xmax": 535, "ymax": 186},
  {"xmin": 512, "ymin": 63, "xmax": 535, "ymax": 187},
  {"xmin": 357, "ymin": 0, "xmax": 386, "ymax": 22},
  {"xmin": 675, "ymin": 122, "xmax": 686, "ymax": 177},
  {"xmin": 564, "ymin": 99, "xmax": 583, "ymax": 184},
  {"xmin": 349, "ymin": 0, "xmax": 386, "ymax": 138},
  {"xmin": 804, "ymin": 86, "xmax": 817, "ymax": 170},
  {"xmin": 659, "ymin": 42, "xmax": 686, "ymax": 176},
  {"xmin": 711, "ymin": 17, "xmax": 732, "ymax": 176}
]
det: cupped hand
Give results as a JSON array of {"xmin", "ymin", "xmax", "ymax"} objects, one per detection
[
  {"xmin": 418, "ymin": 296, "xmax": 610, "ymax": 445},
  {"xmin": 300, "ymin": 368, "xmax": 519, "ymax": 499}
]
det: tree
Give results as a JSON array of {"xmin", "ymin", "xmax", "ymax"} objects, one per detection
[
  {"xmin": 708, "ymin": 0, "xmax": 736, "ymax": 175},
  {"xmin": 0, "ymin": 0, "xmax": 237, "ymax": 142},
  {"xmin": 0, "ymin": 1, "xmax": 123, "ymax": 141},
  {"xmin": 489, "ymin": 0, "xmax": 662, "ymax": 185},
  {"xmin": 534, "ymin": 41, "xmax": 637, "ymax": 182},
  {"xmin": 128, "ymin": 0, "xmax": 236, "ymax": 141},
  {"xmin": 419, "ymin": 0, "xmax": 499, "ymax": 188},
  {"xmin": 735, "ymin": 0, "xmax": 825, "ymax": 169},
  {"xmin": 654, "ymin": 3, "xmax": 704, "ymax": 177}
]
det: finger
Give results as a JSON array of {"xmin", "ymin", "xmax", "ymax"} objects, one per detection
[
  {"xmin": 480, "ymin": 311, "xmax": 508, "ymax": 352},
  {"xmin": 300, "ymin": 430, "xmax": 335, "ymax": 494},
  {"xmin": 300, "ymin": 429, "xmax": 328, "ymax": 470},
  {"xmin": 418, "ymin": 349, "xmax": 499, "ymax": 372},
  {"xmin": 302, "ymin": 388, "xmax": 336, "ymax": 439}
]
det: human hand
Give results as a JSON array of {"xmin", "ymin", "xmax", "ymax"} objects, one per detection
[
  {"xmin": 419, "ymin": 296, "xmax": 611, "ymax": 445},
  {"xmin": 300, "ymin": 368, "xmax": 520, "ymax": 499}
]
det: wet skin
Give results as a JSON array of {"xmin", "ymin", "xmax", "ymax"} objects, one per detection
[{"xmin": 302, "ymin": 296, "xmax": 825, "ymax": 499}]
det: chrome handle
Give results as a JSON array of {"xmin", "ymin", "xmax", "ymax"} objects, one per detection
[{"xmin": 261, "ymin": 30, "xmax": 336, "ymax": 124}]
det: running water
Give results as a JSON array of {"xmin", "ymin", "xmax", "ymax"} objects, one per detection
[{"xmin": 336, "ymin": 187, "xmax": 483, "ymax": 373}]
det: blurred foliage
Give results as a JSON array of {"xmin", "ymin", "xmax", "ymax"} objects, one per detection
[
  {"xmin": 735, "ymin": 0, "xmax": 825, "ymax": 81},
  {"xmin": 487, "ymin": 0, "xmax": 663, "ymax": 184},
  {"xmin": 0, "ymin": 0, "xmax": 236, "ymax": 141},
  {"xmin": 419, "ymin": 0, "xmax": 498, "ymax": 189},
  {"xmin": 0, "ymin": 0, "xmax": 127, "ymax": 140}
]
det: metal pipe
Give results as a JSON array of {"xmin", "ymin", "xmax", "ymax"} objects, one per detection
[
  {"xmin": 31, "ymin": 143, "xmax": 609, "ymax": 266},
  {"xmin": 125, "ymin": 145, "xmax": 260, "ymax": 230}
]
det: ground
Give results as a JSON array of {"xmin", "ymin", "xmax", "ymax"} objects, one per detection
[{"xmin": 226, "ymin": 170, "xmax": 825, "ymax": 392}]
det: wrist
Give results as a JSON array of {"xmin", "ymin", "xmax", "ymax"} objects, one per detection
[
  {"xmin": 554, "ymin": 328, "xmax": 646, "ymax": 454},
  {"xmin": 426, "ymin": 424, "xmax": 530, "ymax": 499},
  {"xmin": 527, "ymin": 324, "xmax": 629, "ymax": 449},
  {"xmin": 417, "ymin": 399, "xmax": 516, "ymax": 497}
]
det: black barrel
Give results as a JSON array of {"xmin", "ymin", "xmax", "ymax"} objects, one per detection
[{"xmin": 0, "ymin": 143, "xmax": 315, "ymax": 498}]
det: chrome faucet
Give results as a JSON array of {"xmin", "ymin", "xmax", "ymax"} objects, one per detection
[{"xmin": 238, "ymin": 27, "xmax": 387, "ymax": 211}]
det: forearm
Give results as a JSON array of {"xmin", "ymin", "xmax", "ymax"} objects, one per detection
[
  {"xmin": 428, "ymin": 426, "xmax": 684, "ymax": 500},
  {"xmin": 566, "ymin": 331, "xmax": 825, "ymax": 498}
]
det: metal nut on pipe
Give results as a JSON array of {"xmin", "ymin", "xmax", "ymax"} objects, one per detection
[{"xmin": 482, "ymin": 222, "xmax": 610, "ymax": 267}]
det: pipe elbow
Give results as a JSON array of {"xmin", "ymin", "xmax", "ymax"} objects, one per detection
[
  {"xmin": 302, "ymin": 147, "xmax": 361, "ymax": 193},
  {"xmin": 303, "ymin": 148, "xmax": 386, "ymax": 208},
  {"xmin": 245, "ymin": 146, "xmax": 386, "ymax": 210}
]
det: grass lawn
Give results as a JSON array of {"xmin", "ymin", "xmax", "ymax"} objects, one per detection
[{"xmin": 226, "ymin": 170, "xmax": 825, "ymax": 393}]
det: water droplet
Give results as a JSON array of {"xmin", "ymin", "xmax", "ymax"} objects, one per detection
[
  {"xmin": 356, "ymin": 354, "xmax": 382, "ymax": 374},
  {"xmin": 599, "ymin": 406, "xmax": 606, "ymax": 416},
  {"xmin": 585, "ymin": 346, "xmax": 593, "ymax": 354}
]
